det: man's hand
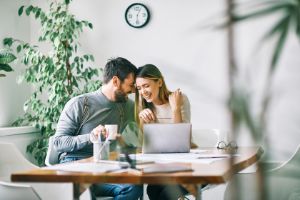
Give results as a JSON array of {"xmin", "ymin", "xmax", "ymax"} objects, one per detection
[{"xmin": 90, "ymin": 125, "xmax": 107, "ymax": 142}]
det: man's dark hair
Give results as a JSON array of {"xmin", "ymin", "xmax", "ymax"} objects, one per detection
[{"xmin": 103, "ymin": 57, "xmax": 137, "ymax": 84}]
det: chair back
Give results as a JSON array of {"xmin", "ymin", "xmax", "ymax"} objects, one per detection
[
  {"xmin": 0, "ymin": 142, "xmax": 37, "ymax": 180},
  {"xmin": 0, "ymin": 142, "xmax": 73, "ymax": 200},
  {"xmin": 0, "ymin": 181, "xmax": 41, "ymax": 200},
  {"xmin": 224, "ymin": 145, "xmax": 300, "ymax": 200},
  {"xmin": 269, "ymin": 144, "xmax": 300, "ymax": 175},
  {"xmin": 45, "ymin": 136, "xmax": 60, "ymax": 166},
  {"xmin": 192, "ymin": 129, "xmax": 227, "ymax": 147}
]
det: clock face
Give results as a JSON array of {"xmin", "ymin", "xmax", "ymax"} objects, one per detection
[{"xmin": 125, "ymin": 3, "xmax": 150, "ymax": 28}]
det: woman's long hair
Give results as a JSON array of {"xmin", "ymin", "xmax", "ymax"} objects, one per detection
[{"xmin": 134, "ymin": 64, "xmax": 171, "ymax": 124}]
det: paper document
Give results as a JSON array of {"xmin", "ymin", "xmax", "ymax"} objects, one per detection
[
  {"xmin": 134, "ymin": 153, "xmax": 221, "ymax": 164},
  {"xmin": 44, "ymin": 162, "xmax": 122, "ymax": 173},
  {"xmin": 189, "ymin": 149, "xmax": 209, "ymax": 154},
  {"xmin": 196, "ymin": 154, "xmax": 240, "ymax": 158}
]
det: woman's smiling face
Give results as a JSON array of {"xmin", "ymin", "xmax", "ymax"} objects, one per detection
[{"xmin": 136, "ymin": 77, "xmax": 162, "ymax": 104}]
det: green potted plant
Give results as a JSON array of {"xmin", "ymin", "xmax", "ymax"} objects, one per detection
[
  {"xmin": 4, "ymin": 0, "xmax": 101, "ymax": 165},
  {"xmin": 224, "ymin": 1, "xmax": 300, "ymax": 199},
  {"xmin": 0, "ymin": 49, "xmax": 16, "ymax": 77},
  {"xmin": 231, "ymin": 0, "xmax": 300, "ymax": 131}
]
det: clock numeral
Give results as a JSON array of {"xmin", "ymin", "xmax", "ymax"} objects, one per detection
[
  {"xmin": 128, "ymin": 14, "xmax": 132, "ymax": 18},
  {"xmin": 134, "ymin": 6, "xmax": 140, "ymax": 11}
]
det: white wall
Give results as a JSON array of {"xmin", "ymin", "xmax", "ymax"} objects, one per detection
[
  {"xmin": 67, "ymin": 0, "xmax": 300, "ymax": 161},
  {"xmin": 1, "ymin": 0, "xmax": 299, "ymax": 162},
  {"xmin": 0, "ymin": 0, "xmax": 31, "ymax": 127},
  {"xmin": 67, "ymin": 0, "xmax": 230, "ymax": 129},
  {"xmin": 0, "ymin": 2, "xmax": 298, "ymax": 200}
]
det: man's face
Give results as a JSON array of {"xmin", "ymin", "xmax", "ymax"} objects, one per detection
[{"xmin": 114, "ymin": 73, "xmax": 135, "ymax": 102}]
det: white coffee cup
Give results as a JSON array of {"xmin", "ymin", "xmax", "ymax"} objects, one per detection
[{"xmin": 105, "ymin": 124, "xmax": 118, "ymax": 140}]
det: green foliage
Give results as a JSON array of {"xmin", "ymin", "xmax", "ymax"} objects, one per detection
[
  {"xmin": 232, "ymin": 0, "xmax": 300, "ymax": 72},
  {"xmin": 228, "ymin": 87, "xmax": 263, "ymax": 141},
  {"xmin": 230, "ymin": 0, "xmax": 300, "ymax": 136},
  {"xmin": 4, "ymin": 0, "xmax": 102, "ymax": 165},
  {"xmin": 220, "ymin": 0, "xmax": 300, "ymax": 141},
  {"xmin": 0, "ymin": 49, "xmax": 16, "ymax": 77}
]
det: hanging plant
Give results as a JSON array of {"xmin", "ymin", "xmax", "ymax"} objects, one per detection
[{"xmin": 3, "ymin": 0, "xmax": 101, "ymax": 165}]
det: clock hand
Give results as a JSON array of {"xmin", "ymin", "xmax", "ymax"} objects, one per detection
[
  {"xmin": 136, "ymin": 9, "xmax": 141, "ymax": 24},
  {"xmin": 136, "ymin": 9, "xmax": 141, "ymax": 18}
]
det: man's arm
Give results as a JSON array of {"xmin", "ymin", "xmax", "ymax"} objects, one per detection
[{"xmin": 53, "ymin": 97, "xmax": 91, "ymax": 153}]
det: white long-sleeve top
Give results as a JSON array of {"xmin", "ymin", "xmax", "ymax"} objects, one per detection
[{"xmin": 153, "ymin": 93, "xmax": 191, "ymax": 123}]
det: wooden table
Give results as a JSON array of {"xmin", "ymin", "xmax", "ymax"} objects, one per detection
[{"xmin": 11, "ymin": 147, "xmax": 263, "ymax": 200}]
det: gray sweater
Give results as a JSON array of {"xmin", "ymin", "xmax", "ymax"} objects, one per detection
[{"xmin": 53, "ymin": 89, "xmax": 135, "ymax": 159}]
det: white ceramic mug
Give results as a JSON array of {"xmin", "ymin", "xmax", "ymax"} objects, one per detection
[{"xmin": 105, "ymin": 124, "xmax": 118, "ymax": 140}]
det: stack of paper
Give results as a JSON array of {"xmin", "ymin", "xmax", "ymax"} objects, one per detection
[
  {"xmin": 134, "ymin": 153, "xmax": 217, "ymax": 164},
  {"xmin": 44, "ymin": 162, "xmax": 122, "ymax": 173}
]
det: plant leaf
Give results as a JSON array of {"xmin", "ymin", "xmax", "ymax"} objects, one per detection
[
  {"xmin": 64, "ymin": 0, "xmax": 71, "ymax": 5},
  {"xmin": 35, "ymin": 9, "xmax": 41, "ymax": 18},
  {"xmin": 3, "ymin": 38, "xmax": 13, "ymax": 47},
  {"xmin": 0, "ymin": 64, "xmax": 13, "ymax": 72},
  {"xmin": 291, "ymin": 2, "xmax": 300, "ymax": 38},
  {"xmin": 0, "ymin": 50, "xmax": 16, "ymax": 64},
  {"xmin": 25, "ymin": 5, "xmax": 33, "ymax": 16},
  {"xmin": 262, "ymin": 13, "xmax": 292, "ymax": 40},
  {"xmin": 17, "ymin": 45, "xmax": 22, "ymax": 53},
  {"xmin": 270, "ymin": 16, "xmax": 290, "ymax": 71},
  {"xmin": 232, "ymin": 2, "xmax": 290, "ymax": 23},
  {"xmin": 18, "ymin": 6, "xmax": 24, "ymax": 16}
]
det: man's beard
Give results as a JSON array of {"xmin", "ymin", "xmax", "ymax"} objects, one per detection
[{"xmin": 115, "ymin": 89, "xmax": 128, "ymax": 102}]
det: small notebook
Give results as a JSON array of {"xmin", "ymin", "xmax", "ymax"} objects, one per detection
[{"xmin": 141, "ymin": 163, "xmax": 193, "ymax": 174}]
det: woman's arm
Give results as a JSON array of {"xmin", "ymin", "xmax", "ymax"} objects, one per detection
[
  {"xmin": 181, "ymin": 93, "xmax": 191, "ymax": 123},
  {"xmin": 169, "ymin": 89, "xmax": 183, "ymax": 123}
]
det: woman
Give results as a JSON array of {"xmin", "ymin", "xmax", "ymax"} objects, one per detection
[
  {"xmin": 135, "ymin": 64, "xmax": 190, "ymax": 125},
  {"xmin": 135, "ymin": 64, "xmax": 191, "ymax": 200}
]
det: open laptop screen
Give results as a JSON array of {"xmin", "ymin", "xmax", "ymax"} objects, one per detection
[{"xmin": 142, "ymin": 123, "xmax": 191, "ymax": 153}]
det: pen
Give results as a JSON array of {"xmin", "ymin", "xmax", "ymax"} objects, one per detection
[
  {"xmin": 98, "ymin": 131, "xmax": 102, "ymax": 143},
  {"xmin": 97, "ymin": 138, "xmax": 109, "ymax": 157},
  {"xmin": 197, "ymin": 156, "xmax": 228, "ymax": 159}
]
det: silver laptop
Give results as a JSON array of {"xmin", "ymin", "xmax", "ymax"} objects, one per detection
[{"xmin": 142, "ymin": 123, "xmax": 191, "ymax": 153}]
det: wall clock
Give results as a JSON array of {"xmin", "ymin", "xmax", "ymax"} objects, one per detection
[{"xmin": 125, "ymin": 3, "xmax": 150, "ymax": 28}]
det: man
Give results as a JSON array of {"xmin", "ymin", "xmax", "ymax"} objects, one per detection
[{"xmin": 53, "ymin": 57, "xmax": 142, "ymax": 200}]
